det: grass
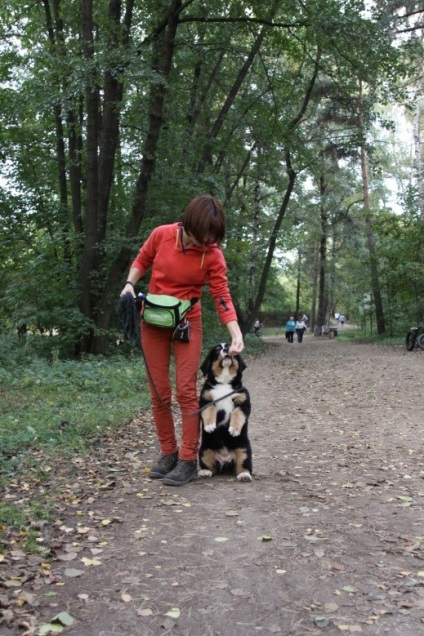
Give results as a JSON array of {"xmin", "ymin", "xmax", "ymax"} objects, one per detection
[
  {"xmin": 0, "ymin": 345, "xmax": 150, "ymax": 479},
  {"xmin": 335, "ymin": 328, "xmax": 405, "ymax": 346},
  {"xmin": 260, "ymin": 324, "xmax": 407, "ymax": 347},
  {"xmin": 0, "ymin": 341, "xmax": 150, "ymax": 537}
]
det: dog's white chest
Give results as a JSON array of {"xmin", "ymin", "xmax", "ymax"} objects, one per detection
[{"xmin": 211, "ymin": 384, "xmax": 234, "ymax": 423}]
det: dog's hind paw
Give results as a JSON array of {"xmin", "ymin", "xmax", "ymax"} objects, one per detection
[
  {"xmin": 204, "ymin": 423, "xmax": 216, "ymax": 433},
  {"xmin": 198, "ymin": 469, "xmax": 213, "ymax": 478},
  {"xmin": 237, "ymin": 472, "xmax": 252, "ymax": 482},
  {"xmin": 228, "ymin": 426, "xmax": 241, "ymax": 437}
]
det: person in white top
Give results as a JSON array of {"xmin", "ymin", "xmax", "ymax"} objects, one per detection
[{"xmin": 295, "ymin": 317, "xmax": 307, "ymax": 342}]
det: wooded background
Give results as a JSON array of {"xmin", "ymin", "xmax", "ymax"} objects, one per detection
[{"xmin": 1, "ymin": 0, "xmax": 423, "ymax": 356}]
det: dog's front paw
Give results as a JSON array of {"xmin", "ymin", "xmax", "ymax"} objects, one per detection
[
  {"xmin": 204, "ymin": 423, "xmax": 216, "ymax": 433},
  {"xmin": 237, "ymin": 471, "xmax": 252, "ymax": 482},
  {"xmin": 228, "ymin": 426, "xmax": 241, "ymax": 437},
  {"xmin": 198, "ymin": 469, "xmax": 213, "ymax": 478}
]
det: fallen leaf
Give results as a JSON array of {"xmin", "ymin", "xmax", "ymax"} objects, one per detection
[
  {"xmin": 64, "ymin": 568, "xmax": 84, "ymax": 578},
  {"xmin": 325, "ymin": 602, "xmax": 339, "ymax": 612},
  {"xmin": 121, "ymin": 593, "xmax": 132, "ymax": 603},
  {"xmin": 231, "ymin": 588, "xmax": 249, "ymax": 597},
  {"xmin": 165, "ymin": 608, "xmax": 180, "ymax": 619},
  {"xmin": 214, "ymin": 537, "xmax": 229, "ymax": 542},
  {"xmin": 81, "ymin": 557, "xmax": 101, "ymax": 566},
  {"xmin": 258, "ymin": 535, "xmax": 273, "ymax": 542},
  {"xmin": 17, "ymin": 591, "xmax": 35, "ymax": 605},
  {"xmin": 56, "ymin": 553, "xmax": 77, "ymax": 562},
  {"xmin": 3, "ymin": 580, "xmax": 22, "ymax": 588},
  {"xmin": 137, "ymin": 608, "xmax": 153, "ymax": 617},
  {"xmin": 38, "ymin": 624, "xmax": 63, "ymax": 635},
  {"xmin": 51, "ymin": 612, "xmax": 75, "ymax": 627},
  {"xmin": 225, "ymin": 510, "xmax": 239, "ymax": 516}
]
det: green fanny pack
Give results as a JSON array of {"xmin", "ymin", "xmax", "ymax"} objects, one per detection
[{"xmin": 139, "ymin": 293, "xmax": 197, "ymax": 328}]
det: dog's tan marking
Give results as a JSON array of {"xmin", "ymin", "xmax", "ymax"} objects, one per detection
[
  {"xmin": 228, "ymin": 408, "xmax": 246, "ymax": 437},
  {"xmin": 234, "ymin": 448, "xmax": 252, "ymax": 481},
  {"xmin": 232, "ymin": 393, "xmax": 246, "ymax": 405},
  {"xmin": 201, "ymin": 404, "xmax": 217, "ymax": 432},
  {"xmin": 211, "ymin": 357, "xmax": 238, "ymax": 380},
  {"xmin": 203, "ymin": 389, "xmax": 214, "ymax": 401},
  {"xmin": 200, "ymin": 448, "xmax": 217, "ymax": 473}
]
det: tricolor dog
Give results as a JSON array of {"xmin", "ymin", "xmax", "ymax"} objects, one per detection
[{"xmin": 198, "ymin": 343, "xmax": 252, "ymax": 482}]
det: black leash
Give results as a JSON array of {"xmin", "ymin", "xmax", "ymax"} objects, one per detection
[{"xmin": 116, "ymin": 293, "xmax": 240, "ymax": 417}]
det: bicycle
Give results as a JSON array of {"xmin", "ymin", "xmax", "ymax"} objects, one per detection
[{"xmin": 405, "ymin": 325, "xmax": 424, "ymax": 351}]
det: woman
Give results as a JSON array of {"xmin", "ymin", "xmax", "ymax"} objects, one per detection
[
  {"xmin": 295, "ymin": 315, "xmax": 307, "ymax": 343},
  {"xmin": 285, "ymin": 316, "xmax": 296, "ymax": 343},
  {"xmin": 120, "ymin": 195, "xmax": 244, "ymax": 486}
]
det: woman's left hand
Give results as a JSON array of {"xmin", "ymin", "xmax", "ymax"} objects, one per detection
[
  {"xmin": 226, "ymin": 320, "xmax": 244, "ymax": 354},
  {"xmin": 229, "ymin": 337, "xmax": 244, "ymax": 354}
]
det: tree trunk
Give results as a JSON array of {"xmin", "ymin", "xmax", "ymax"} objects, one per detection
[
  {"xmin": 78, "ymin": 0, "xmax": 100, "ymax": 353},
  {"xmin": 295, "ymin": 251, "xmax": 301, "ymax": 317},
  {"xmin": 93, "ymin": 0, "xmax": 183, "ymax": 353},
  {"xmin": 239, "ymin": 48, "xmax": 322, "ymax": 332},
  {"xmin": 413, "ymin": 98, "xmax": 424, "ymax": 220},
  {"xmin": 361, "ymin": 143, "xmax": 386, "ymax": 335},
  {"xmin": 310, "ymin": 241, "xmax": 319, "ymax": 331},
  {"xmin": 239, "ymin": 148, "xmax": 297, "ymax": 333},
  {"xmin": 358, "ymin": 82, "xmax": 385, "ymax": 335},
  {"xmin": 315, "ymin": 175, "xmax": 328, "ymax": 335},
  {"xmin": 196, "ymin": 30, "xmax": 266, "ymax": 174},
  {"xmin": 41, "ymin": 0, "xmax": 72, "ymax": 270}
]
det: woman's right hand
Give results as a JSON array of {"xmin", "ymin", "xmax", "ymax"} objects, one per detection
[{"xmin": 120, "ymin": 282, "xmax": 136, "ymax": 298}]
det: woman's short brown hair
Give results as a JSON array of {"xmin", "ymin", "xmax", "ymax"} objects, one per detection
[{"xmin": 181, "ymin": 195, "xmax": 226, "ymax": 244}]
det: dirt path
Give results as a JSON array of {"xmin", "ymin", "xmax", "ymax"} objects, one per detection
[{"xmin": 2, "ymin": 336, "xmax": 424, "ymax": 636}]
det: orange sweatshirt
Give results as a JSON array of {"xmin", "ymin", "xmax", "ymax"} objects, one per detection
[{"xmin": 130, "ymin": 223, "xmax": 238, "ymax": 325}]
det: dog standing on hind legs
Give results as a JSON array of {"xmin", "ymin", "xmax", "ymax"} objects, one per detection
[{"xmin": 198, "ymin": 343, "xmax": 252, "ymax": 482}]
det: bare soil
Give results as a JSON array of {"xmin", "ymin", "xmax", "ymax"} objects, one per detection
[{"xmin": 2, "ymin": 334, "xmax": 424, "ymax": 636}]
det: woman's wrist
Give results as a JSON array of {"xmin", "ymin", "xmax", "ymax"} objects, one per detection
[{"xmin": 125, "ymin": 281, "xmax": 134, "ymax": 288}]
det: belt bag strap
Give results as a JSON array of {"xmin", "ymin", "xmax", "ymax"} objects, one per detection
[{"xmin": 139, "ymin": 293, "xmax": 198, "ymax": 328}]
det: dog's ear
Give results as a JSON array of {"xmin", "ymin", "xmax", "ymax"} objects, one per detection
[
  {"xmin": 236, "ymin": 354, "xmax": 246, "ymax": 373},
  {"xmin": 200, "ymin": 348, "xmax": 215, "ymax": 376}
]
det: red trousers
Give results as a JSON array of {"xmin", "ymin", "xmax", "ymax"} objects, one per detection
[{"xmin": 141, "ymin": 316, "xmax": 202, "ymax": 460}]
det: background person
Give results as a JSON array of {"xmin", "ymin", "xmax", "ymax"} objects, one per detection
[
  {"xmin": 295, "ymin": 315, "xmax": 307, "ymax": 343},
  {"xmin": 120, "ymin": 195, "xmax": 243, "ymax": 486},
  {"xmin": 285, "ymin": 316, "xmax": 296, "ymax": 342},
  {"xmin": 253, "ymin": 319, "xmax": 262, "ymax": 337}
]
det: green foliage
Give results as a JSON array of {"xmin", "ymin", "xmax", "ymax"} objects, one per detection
[
  {"xmin": 0, "ymin": 0, "xmax": 420, "ymax": 350},
  {"xmin": 335, "ymin": 327, "xmax": 405, "ymax": 347},
  {"xmin": 0, "ymin": 337, "xmax": 150, "ymax": 476}
]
